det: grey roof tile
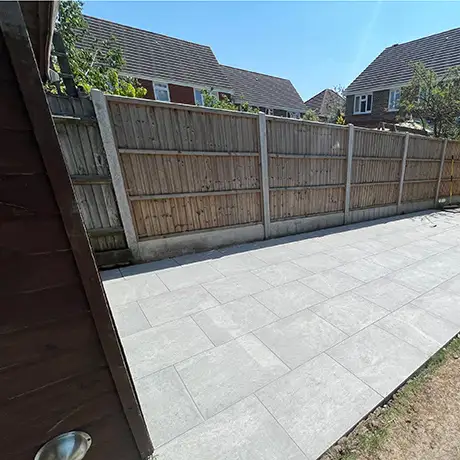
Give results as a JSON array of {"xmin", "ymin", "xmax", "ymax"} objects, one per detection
[
  {"xmin": 79, "ymin": 15, "xmax": 231, "ymax": 90},
  {"xmin": 345, "ymin": 27, "xmax": 460, "ymax": 94},
  {"xmin": 304, "ymin": 89, "xmax": 345, "ymax": 117},
  {"xmin": 221, "ymin": 65, "xmax": 306, "ymax": 112}
]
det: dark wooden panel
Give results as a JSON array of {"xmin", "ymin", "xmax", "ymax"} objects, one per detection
[
  {"xmin": 0, "ymin": 4, "xmax": 151, "ymax": 458},
  {"xmin": 0, "ymin": 129, "xmax": 44, "ymax": 174},
  {"xmin": 0, "ymin": 249, "xmax": 78, "ymax": 294},
  {"xmin": 0, "ymin": 174, "xmax": 61, "ymax": 218},
  {"xmin": 0, "ymin": 282, "xmax": 88, "ymax": 334},
  {"xmin": 1, "ymin": 368, "xmax": 117, "ymax": 457},
  {"xmin": 0, "ymin": 216, "xmax": 69, "ymax": 254}
]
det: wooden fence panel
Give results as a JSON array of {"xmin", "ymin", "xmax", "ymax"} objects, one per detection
[
  {"xmin": 107, "ymin": 98, "xmax": 261, "ymax": 239},
  {"xmin": 354, "ymin": 129, "xmax": 405, "ymax": 158},
  {"xmin": 407, "ymin": 136, "xmax": 444, "ymax": 159},
  {"xmin": 49, "ymin": 94, "xmax": 127, "ymax": 258},
  {"xmin": 267, "ymin": 118, "xmax": 348, "ymax": 156}
]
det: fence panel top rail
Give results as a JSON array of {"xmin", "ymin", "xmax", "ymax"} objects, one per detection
[{"xmin": 108, "ymin": 98, "xmax": 259, "ymax": 153}]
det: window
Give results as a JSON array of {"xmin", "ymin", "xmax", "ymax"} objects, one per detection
[
  {"xmin": 194, "ymin": 88, "xmax": 204, "ymax": 106},
  {"xmin": 211, "ymin": 90, "xmax": 220, "ymax": 100},
  {"xmin": 289, "ymin": 111, "xmax": 300, "ymax": 119},
  {"xmin": 154, "ymin": 83, "xmax": 170, "ymax": 102},
  {"xmin": 353, "ymin": 94, "xmax": 373, "ymax": 114},
  {"xmin": 388, "ymin": 88, "xmax": 401, "ymax": 111}
]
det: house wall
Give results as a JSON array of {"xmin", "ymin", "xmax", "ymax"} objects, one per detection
[{"xmin": 345, "ymin": 90, "xmax": 398, "ymax": 127}]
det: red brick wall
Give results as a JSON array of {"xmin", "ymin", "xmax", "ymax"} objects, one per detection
[{"xmin": 169, "ymin": 84, "xmax": 195, "ymax": 105}]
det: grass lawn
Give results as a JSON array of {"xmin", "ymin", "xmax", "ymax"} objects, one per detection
[{"xmin": 321, "ymin": 335, "xmax": 460, "ymax": 460}]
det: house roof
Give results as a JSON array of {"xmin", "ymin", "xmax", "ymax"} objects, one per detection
[
  {"xmin": 304, "ymin": 89, "xmax": 345, "ymax": 117},
  {"xmin": 220, "ymin": 65, "xmax": 306, "ymax": 112},
  {"xmin": 345, "ymin": 27, "xmax": 460, "ymax": 95},
  {"xmin": 79, "ymin": 16, "xmax": 232, "ymax": 91}
]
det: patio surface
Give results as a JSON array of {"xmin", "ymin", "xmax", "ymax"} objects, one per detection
[{"xmin": 101, "ymin": 210, "xmax": 460, "ymax": 460}]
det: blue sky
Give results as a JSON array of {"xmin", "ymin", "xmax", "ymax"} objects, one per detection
[{"xmin": 83, "ymin": 1, "xmax": 460, "ymax": 100}]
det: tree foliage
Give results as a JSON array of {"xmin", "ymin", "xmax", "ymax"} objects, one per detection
[
  {"xmin": 202, "ymin": 90, "xmax": 259, "ymax": 113},
  {"xmin": 55, "ymin": 0, "xmax": 146, "ymax": 97},
  {"xmin": 303, "ymin": 108, "xmax": 320, "ymax": 121},
  {"xmin": 400, "ymin": 62, "xmax": 460, "ymax": 138}
]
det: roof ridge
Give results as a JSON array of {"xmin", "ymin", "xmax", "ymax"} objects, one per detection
[
  {"xmin": 83, "ymin": 15, "xmax": 212, "ymax": 50},
  {"xmin": 383, "ymin": 26, "xmax": 460, "ymax": 50},
  {"xmin": 220, "ymin": 64, "xmax": 291, "ymax": 82}
]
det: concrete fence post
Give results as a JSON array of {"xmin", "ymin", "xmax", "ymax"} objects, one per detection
[
  {"xmin": 435, "ymin": 138, "xmax": 448, "ymax": 206},
  {"xmin": 344, "ymin": 123, "xmax": 354, "ymax": 224},
  {"xmin": 91, "ymin": 89, "xmax": 140, "ymax": 259},
  {"xmin": 397, "ymin": 132, "xmax": 410, "ymax": 212},
  {"xmin": 258, "ymin": 112, "xmax": 271, "ymax": 239}
]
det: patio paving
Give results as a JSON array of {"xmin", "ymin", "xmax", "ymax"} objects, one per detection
[{"xmin": 101, "ymin": 210, "xmax": 460, "ymax": 460}]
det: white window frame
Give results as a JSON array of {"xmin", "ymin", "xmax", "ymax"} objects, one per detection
[
  {"xmin": 388, "ymin": 88, "xmax": 401, "ymax": 112},
  {"xmin": 210, "ymin": 90, "xmax": 220, "ymax": 100},
  {"xmin": 289, "ymin": 111, "xmax": 300, "ymax": 119},
  {"xmin": 154, "ymin": 82, "xmax": 170, "ymax": 102},
  {"xmin": 194, "ymin": 88, "xmax": 204, "ymax": 106},
  {"xmin": 353, "ymin": 93, "xmax": 373, "ymax": 114}
]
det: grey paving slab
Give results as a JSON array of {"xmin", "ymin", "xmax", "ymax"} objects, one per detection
[
  {"xmin": 300, "ymin": 269, "xmax": 363, "ymax": 298},
  {"xmin": 202, "ymin": 272, "xmax": 271, "ymax": 304},
  {"xmin": 291, "ymin": 252, "xmax": 342, "ymax": 273},
  {"xmin": 176, "ymin": 334, "xmax": 288, "ymax": 418},
  {"xmin": 209, "ymin": 252, "xmax": 267, "ymax": 277},
  {"xmin": 120, "ymin": 258, "xmax": 178, "ymax": 277},
  {"xmin": 100, "ymin": 268, "xmax": 122, "ymax": 281},
  {"xmin": 122, "ymin": 317, "xmax": 213, "ymax": 380},
  {"xmin": 365, "ymin": 249, "xmax": 416, "ymax": 271},
  {"xmin": 329, "ymin": 245, "xmax": 373, "ymax": 263},
  {"xmin": 394, "ymin": 240, "xmax": 452, "ymax": 261},
  {"xmin": 192, "ymin": 296, "xmax": 278, "ymax": 346},
  {"xmin": 388, "ymin": 265, "xmax": 448, "ymax": 293},
  {"xmin": 112, "ymin": 302, "xmax": 150, "ymax": 338},
  {"xmin": 157, "ymin": 396, "xmax": 306, "ymax": 460},
  {"xmin": 373, "ymin": 233, "xmax": 414, "ymax": 249},
  {"xmin": 411, "ymin": 286, "xmax": 460, "ymax": 326},
  {"xmin": 310, "ymin": 292, "xmax": 388, "ymax": 335},
  {"xmin": 157, "ymin": 262, "xmax": 223, "ymax": 291},
  {"xmin": 251, "ymin": 244, "xmax": 299, "ymax": 264},
  {"xmin": 353, "ymin": 277, "xmax": 419, "ymax": 311},
  {"xmin": 135, "ymin": 367, "xmax": 203, "ymax": 447},
  {"xmin": 174, "ymin": 250, "xmax": 222, "ymax": 265},
  {"xmin": 328, "ymin": 325, "xmax": 426, "ymax": 396},
  {"xmin": 139, "ymin": 285, "xmax": 218, "ymax": 327},
  {"xmin": 414, "ymin": 251, "xmax": 460, "ymax": 280},
  {"xmin": 286, "ymin": 238, "xmax": 332, "ymax": 256},
  {"xmin": 255, "ymin": 309, "xmax": 347, "ymax": 368},
  {"xmin": 350, "ymin": 239, "xmax": 389, "ymax": 255},
  {"xmin": 336, "ymin": 258, "xmax": 391, "ymax": 282},
  {"xmin": 254, "ymin": 280, "xmax": 326, "ymax": 317},
  {"xmin": 252, "ymin": 261, "xmax": 312, "ymax": 286},
  {"xmin": 438, "ymin": 274, "xmax": 460, "ymax": 295},
  {"xmin": 257, "ymin": 354, "xmax": 380, "ymax": 460},
  {"xmin": 376, "ymin": 304, "xmax": 459, "ymax": 356},
  {"xmin": 103, "ymin": 273, "xmax": 168, "ymax": 307}
]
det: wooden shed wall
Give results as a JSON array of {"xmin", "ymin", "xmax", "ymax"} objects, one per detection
[{"xmin": 0, "ymin": 13, "xmax": 148, "ymax": 460}]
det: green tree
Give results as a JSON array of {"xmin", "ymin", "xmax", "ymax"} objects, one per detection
[
  {"xmin": 400, "ymin": 62, "xmax": 460, "ymax": 138},
  {"xmin": 54, "ymin": 0, "xmax": 146, "ymax": 97},
  {"xmin": 303, "ymin": 108, "xmax": 320, "ymax": 121},
  {"xmin": 202, "ymin": 90, "xmax": 258, "ymax": 113}
]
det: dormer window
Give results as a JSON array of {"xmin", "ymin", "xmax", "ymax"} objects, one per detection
[{"xmin": 354, "ymin": 94, "xmax": 372, "ymax": 114}]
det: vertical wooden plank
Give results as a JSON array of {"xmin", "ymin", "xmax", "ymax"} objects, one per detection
[
  {"xmin": 344, "ymin": 124, "xmax": 354, "ymax": 224},
  {"xmin": 258, "ymin": 112, "xmax": 270, "ymax": 238},
  {"xmin": 435, "ymin": 138, "xmax": 448, "ymax": 205},
  {"xmin": 397, "ymin": 132, "xmax": 410, "ymax": 210}
]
